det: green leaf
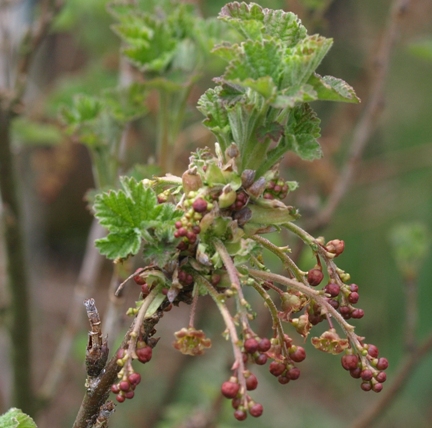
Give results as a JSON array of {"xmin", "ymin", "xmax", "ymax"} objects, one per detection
[
  {"xmin": 283, "ymin": 104, "xmax": 322, "ymax": 161},
  {"xmin": 0, "ymin": 408, "xmax": 37, "ymax": 428},
  {"xmin": 102, "ymin": 83, "xmax": 149, "ymax": 123},
  {"xmin": 95, "ymin": 229, "xmax": 142, "ymax": 260},
  {"xmin": 94, "ymin": 177, "xmax": 182, "ymax": 260},
  {"xmin": 93, "ymin": 177, "xmax": 180, "ymax": 259},
  {"xmin": 308, "ymin": 73, "xmax": 360, "ymax": 103},
  {"xmin": 197, "ymin": 87, "xmax": 232, "ymax": 150},
  {"xmin": 222, "ymin": 40, "xmax": 281, "ymax": 84},
  {"xmin": 280, "ymin": 35, "xmax": 333, "ymax": 87},
  {"xmin": 60, "ymin": 94, "xmax": 102, "ymax": 125},
  {"xmin": 273, "ymin": 84, "xmax": 318, "ymax": 108},
  {"xmin": 219, "ymin": 2, "xmax": 307, "ymax": 46}
]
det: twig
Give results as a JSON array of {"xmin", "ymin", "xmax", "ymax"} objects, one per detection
[
  {"xmin": 73, "ymin": 294, "xmax": 165, "ymax": 428},
  {"xmin": 312, "ymin": 0, "xmax": 411, "ymax": 230},
  {"xmin": 38, "ymin": 220, "xmax": 105, "ymax": 405},
  {"xmin": 351, "ymin": 332, "xmax": 432, "ymax": 428}
]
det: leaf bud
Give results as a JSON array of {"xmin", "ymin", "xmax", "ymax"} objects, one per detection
[{"xmin": 218, "ymin": 185, "xmax": 237, "ymax": 208}]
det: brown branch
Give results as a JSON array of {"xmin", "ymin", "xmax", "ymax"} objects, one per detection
[
  {"xmin": 311, "ymin": 0, "xmax": 412, "ymax": 230},
  {"xmin": 351, "ymin": 332, "xmax": 432, "ymax": 428},
  {"xmin": 37, "ymin": 220, "xmax": 105, "ymax": 407},
  {"xmin": 72, "ymin": 302, "xmax": 165, "ymax": 428}
]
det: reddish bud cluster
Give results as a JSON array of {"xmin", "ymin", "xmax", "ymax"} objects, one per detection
[
  {"xmin": 263, "ymin": 179, "xmax": 289, "ymax": 200},
  {"xmin": 111, "ymin": 372, "xmax": 141, "ymax": 403},
  {"xmin": 221, "ymin": 374, "xmax": 264, "ymax": 421},
  {"xmin": 175, "ymin": 194, "xmax": 212, "ymax": 251},
  {"xmin": 341, "ymin": 345, "xmax": 388, "ymax": 392},
  {"xmin": 227, "ymin": 190, "xmax": 249, "ymax": 211}
]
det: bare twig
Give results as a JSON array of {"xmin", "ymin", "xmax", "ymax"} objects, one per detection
[
  {"xmin": 73, "ymin": 299, "xmax": 165, "ymax": 428},
  {"xmin": 38, "ymin": 220, "xmax": 105, "ymax": 406},
  {"xmin": 352, "ymin": 332, "xmax": 432, "ymax": 428},
  {"xmin": 312, "ymin": 0, "xmax": 412, "ymax": 230}
]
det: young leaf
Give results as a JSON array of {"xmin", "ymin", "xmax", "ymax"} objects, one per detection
[
  {"xmin": 93, "ymin": 177, "xmax": 181, "ymax": 260},
  {"xmin": 308, "ymin": 73, "xmax": 360, "ymax": 103},
  {"xmin": 0, "ymin": 408, "xmax": 37, "ymax": 428},
  {"xmin": 283, "ymin": 104, "xmax": 322, "ymax": 161}
]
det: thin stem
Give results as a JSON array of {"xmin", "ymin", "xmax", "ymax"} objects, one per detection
[
  {"xmin": 251, "ymin": 234, "xmax": 306, "ymax": 282},
  {"xmin": 249, "ymin": 280, "xmax": 289, "ymax": 358},
  {"xmin": 212, "ymin": 238, "xmax": 250, "ymax": 331},
  {"xmin": 188, "ymin": 284, "xmax": 199, "ymax": 328},
  {"xmin": 247, "ymin": 269, "xmax": 361, "ymax": 350},
  {"xmin": 127, "ymin": 287, "xmax": 160, "ymax": 355},
  {"xmin": 197, "ymin": 275, "xmax": 247, "ymax": 398}
]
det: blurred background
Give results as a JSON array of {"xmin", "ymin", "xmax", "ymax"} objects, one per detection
[{"xmin": 1, "ymin": 0, "xmax": 432, "ymax": 427}]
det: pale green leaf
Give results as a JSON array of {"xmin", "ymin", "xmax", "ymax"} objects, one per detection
[
  {"xmin": 308, "ymin": 73, "xmax": 360, "ymax": 103},
  {"xmin": 0, "ymin": 408, "xmax": 37, "ymax": 428},
  {"xmin": 280, "ymin": 35, "xmax": 333, "ymax": 87},
  {"xmin": 283, "ymin": 104, "xmax": 322, "ymax": 161},
  {"xmin": 223, "ymin": 40, "xmax": 281, "ymax": 84}
]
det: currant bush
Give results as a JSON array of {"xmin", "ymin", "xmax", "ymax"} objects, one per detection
[{"xmin": 89, "ymin": 2, "xmax": 387, "ymax": 422}]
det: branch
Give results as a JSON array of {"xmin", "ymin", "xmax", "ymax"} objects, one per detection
[
  {"xmin": 312, "ymin": 0, "xmax": 411, "ymax": 230},
  {"xmin": 38, "ymin": 220, "xmax": 105, "ymax": 406},
  {"xmin": 72, "ymin": 293, "xmax": 165, "ymax": 428}
]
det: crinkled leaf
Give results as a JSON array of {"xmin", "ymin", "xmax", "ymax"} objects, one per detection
[
  {"xmin": 280, "ymin": 35, "xmax": 333, "ymax": 87},
  {"xmin": 261, "ymin": 8, "xmax": 307, "ymax": 46},
  {"xmin": 197, "ymin": 88, "xmax": 232, "ymax": 149},
  {"xmin": 256, "ymin": 121, "xmax": 284, "ymax": 143},
  {"xmin": 308, "ymin": 73, "xmax": 360, "ymax": 103},
  {"xmin": 93, "ymin": 177, "xmax": 181, "ymax": 259},
  {"xmin": 219, "ymin": 2, "xmax": 265, "ymax": 40},
  {"xmin": 142, "ymin": 240, "xmax": 178, "ymax": 266},
  {"xmin": 222, "ymin": 40, "xmax": 281, "ymax": 84},
  {"xmin": 273, "ymin": 84, "xmax": 318, "ymax": 108},
  {"xmin": 212, "ymin": 42, "xmax": 241, "ymax": 62},
  {"xmin": 95, "ymin": 229, "xmax": 142, "ymax": 260},
  {"xmin": 112, "ymin": 14, "xmax": 177, "ymax": 72},
  {"xmin": 283, "ymin": 104, "xmax": 322, "ymax": 161},
  {"xmin": 236, "ymin": 76, "xmax": 277, "ymax": 100},
  {"xmin": 219, "ymin": 2, "xmax": 307, "ymax": 46},
  {"xmin": 0, "ymin": 408, "xmax": 37, "ymax": 428}
]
